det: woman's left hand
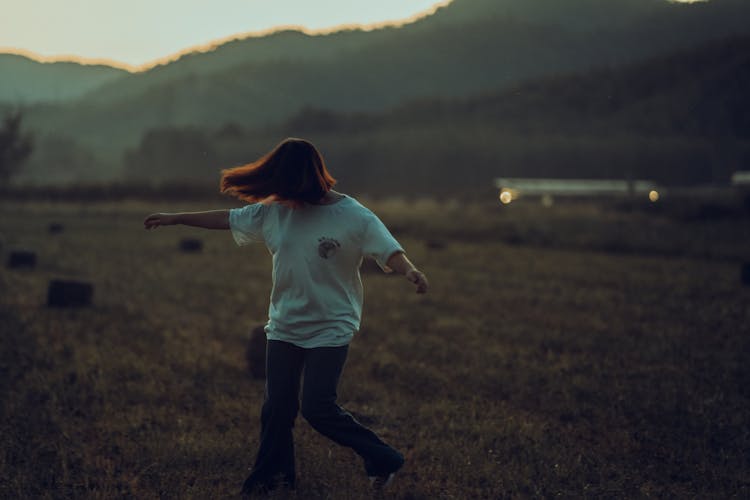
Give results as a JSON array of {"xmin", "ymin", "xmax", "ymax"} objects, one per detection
[{"xmin": 406, "ymin": 269, "xmax": 429, "ymax": 294}]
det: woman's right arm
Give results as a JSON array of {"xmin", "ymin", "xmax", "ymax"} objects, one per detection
[{"xmin": 143, "ymin": 210, "xmax": 230, "ymax": 230}]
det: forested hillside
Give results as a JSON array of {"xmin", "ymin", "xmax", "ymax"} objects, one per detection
[
  {"xmin": 7, "ymin": 0, "xmax": 749, "ymax": 189},
  {"xmin": 0, "ymin": 54, "xmax": 126, "ymax": 103},
  {"xmin": 113, "ymin": 36, "xmax": 750, "ymax": 195}
]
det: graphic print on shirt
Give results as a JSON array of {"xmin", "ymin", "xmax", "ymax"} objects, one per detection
[{"xmin": 317, "ymin": 237, "xmax": 341, "ymax": 259}]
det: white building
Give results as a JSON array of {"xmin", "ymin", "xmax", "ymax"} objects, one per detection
[
  {"xmin": 731, "ymin": 171, "xmax": 750, "ymax": 187},
  {"xmin": 494, "ymin": 177, "xmax": 660, "ymax": 204}
]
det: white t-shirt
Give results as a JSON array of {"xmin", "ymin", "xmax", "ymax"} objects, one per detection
[{"xmin": 229, "ymin": 194, "xmax": 404, "ymax": 348}]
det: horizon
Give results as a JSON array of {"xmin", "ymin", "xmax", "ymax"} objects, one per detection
[
  {"xmin": 0, "ymin": 0, "xmax": 448, "ymax": 72},
  {"xmin": 0, "ymin": 0, "xmax": 705, "ymax": 73}
]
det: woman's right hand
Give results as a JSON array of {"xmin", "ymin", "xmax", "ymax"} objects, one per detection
[{"xmin": 143, "ymin": 213, "xmax": 178, "ymax": 229}]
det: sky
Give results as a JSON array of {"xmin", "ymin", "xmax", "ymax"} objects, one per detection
[{"xmin": 0, "ymin": 0, "xmax": 448, "ymax": 70}]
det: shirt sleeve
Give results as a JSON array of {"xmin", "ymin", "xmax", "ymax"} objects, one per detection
[
  {"xmin": 229, "ymin": 204, "xmax": 267, "ymax": 246},
  {"xmin": 362, "ymin": 212, "xmax": 404, "ymax": 273}
]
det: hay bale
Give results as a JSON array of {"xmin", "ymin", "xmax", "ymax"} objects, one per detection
[
  {"xmin": 47, "ymin": 280, "xmax": 94, "ymax": 307},
  {"xmin": 179, "ymin": 238, "xmax": 203, "ymax": 253},
  {"xmin": 742, "ymin": 262, "xmax": 750, "ymax": 287},
  {"xmin": 246, "ymin": 325, "xmax": 267, "ymax": 379},
  {"xmin": 7, "ymin": 251, "xmax": 36, "ymax": 269},
  {"xmin": 48, "ymin": 223, "xmax": 64, "ymax": 234}
]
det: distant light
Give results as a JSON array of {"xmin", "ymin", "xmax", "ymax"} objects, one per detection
[
  {"xmin": 649, "ymin": 190, "xmax": 660, "ymax": 202},
  {"xmin": 499, "ymin": 191, "xmax": 512, "ymax": 204},
  {"xmin": 541, "ymin": 194, "xmax": 554, "ymax": 208}
]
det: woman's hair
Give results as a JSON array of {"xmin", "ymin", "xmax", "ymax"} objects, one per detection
[{"xmin": 220, "ymin": 138, "xmax": 336, "ymax": 208}]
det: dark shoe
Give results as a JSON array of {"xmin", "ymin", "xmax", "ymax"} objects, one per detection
[
  {"xmin": 367, "ymin": 456, "xmax": 404, "ymax": 491},
  {"xmin": 240, "ymin": 477, "xmax": 270, "ymax": 498},
  {"xmin": 240, "ymin": 473, "xmax": 294, "ymax": 498},
  {"xmin": 369, "ymin": 471, "xmax": 397, "ymax": 490}
]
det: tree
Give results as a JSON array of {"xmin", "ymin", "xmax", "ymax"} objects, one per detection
[
  {"xmin": 123, "ymin": 126, "xmax": 217, "ymax": 182},
  {"xmin": 0, "ymin": 111, "xmax": 34, "ymax": 184}
]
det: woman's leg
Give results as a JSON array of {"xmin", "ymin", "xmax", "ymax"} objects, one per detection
[
  {"xmin": 243, "ymin": 340, "xmax": 304, "ymax": 493},
  {"xmin": 300, "ymin": 345, "xmax": 404, "ymax": 477}
]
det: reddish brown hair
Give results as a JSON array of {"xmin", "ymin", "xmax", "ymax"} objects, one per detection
[{"xmin": 220, "ymin": 138, "xmax": 336, "ymax": 208}]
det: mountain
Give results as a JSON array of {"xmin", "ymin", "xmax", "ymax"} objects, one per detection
[
  {"xmin": 115, "ymin": 35, "xmax": 750, "ymax": 194},
  {"xmin": 73, "ymin": 0, "xmax": 750, "ymax": 112},
  {"xmin": 11, "ymin": 0, "xmax": 750, "ymax": 181},
  {"xmin": 0, "ymin": 54, "xmax": 127, "ymax": 103},
  {"xmin": 79, "ymin": 29, "xmax": 382, "ymax": 105},
  {"xmin": 426, "ymin": 0, "xmax": 670, "ymax": 28},
  {"xmin": 73, "ymin": 0, "xmax": 670, "ymax": 106},
  {"xmin": 376, "ymin": 35, "xmax": 750, "ymax": 139},
  {"xmin": 300, "ymin": 35, "xmax": 750, "ymax": 191}
]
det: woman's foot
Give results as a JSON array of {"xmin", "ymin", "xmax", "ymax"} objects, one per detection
[
  {"xmin": 369, "ymin": 471, "xmax": 397, "ymax": 490},
  {"xmin": 240, "ymin": 473, "xmax": 294, "ymax": 498},
  {"xmin": 366, "ymin": 455, "xmax": 404, "ymax": 491}
]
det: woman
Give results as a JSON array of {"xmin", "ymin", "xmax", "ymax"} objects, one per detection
[{"xmin": 143, "ymin": 138, "xmax": 428, "ymax": 495}]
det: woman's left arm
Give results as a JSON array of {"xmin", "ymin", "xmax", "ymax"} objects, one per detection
[
  {"xmin": 144, "ymin": 210, "xmax": 230, "ymax": 230},
  {"xmin": 386, "ymin": 251, "xmax": 429, "ymax": 294}
]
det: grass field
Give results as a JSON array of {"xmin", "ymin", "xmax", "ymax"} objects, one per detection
[{"xmin": 1, "ymin": 196, "xmax": 749, "ymax": 499}]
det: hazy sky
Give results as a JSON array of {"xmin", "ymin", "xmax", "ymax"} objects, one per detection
[{"xmin": 1, "ymin": 0, "xmax": 447, "ymax": 69}]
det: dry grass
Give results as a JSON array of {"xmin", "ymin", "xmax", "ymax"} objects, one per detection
[{"xmin": 1, "ymin": 197, "xmax": 749, "ymax": 499}]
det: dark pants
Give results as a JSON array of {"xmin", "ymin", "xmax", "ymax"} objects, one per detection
[{"xmin": 242, "ymin": 339, "xmax": 404, "ymax": 491}]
